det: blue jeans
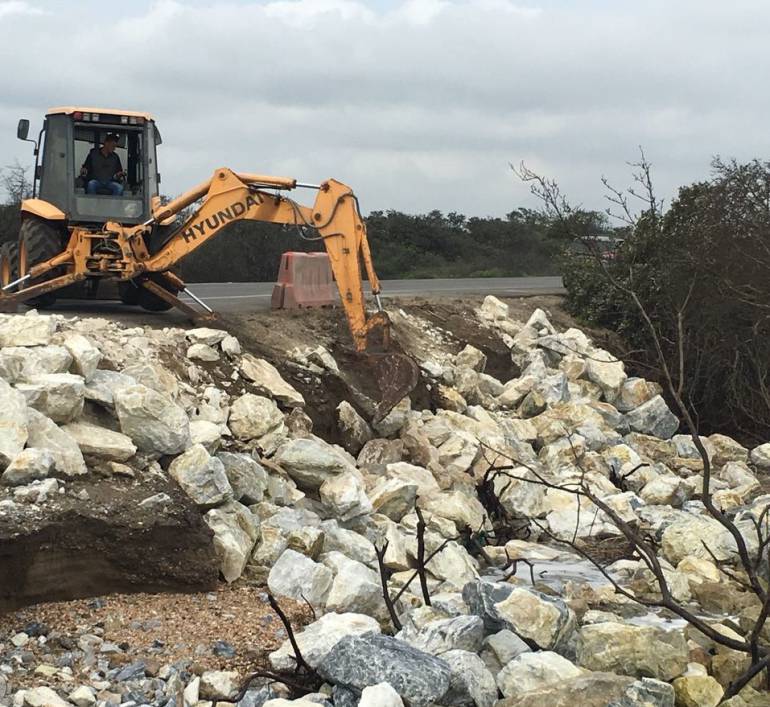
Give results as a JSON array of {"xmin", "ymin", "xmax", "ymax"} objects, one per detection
[{"xmin": 86, "ymin": 179, "xmax": 124, "ymax": 196}]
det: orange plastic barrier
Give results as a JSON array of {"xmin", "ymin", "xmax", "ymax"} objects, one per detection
[{"xmin": 271, "ymin": 252, "xmax": 337, "ymax": 310}]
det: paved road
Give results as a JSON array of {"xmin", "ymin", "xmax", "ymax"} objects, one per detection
[
  {"xmin": 37, "ymin": 276, "xmax": 563, "ymax": 322},
  {"xmin": 177, "ymin": 276, "xmax": 564, "ymax": 312}
]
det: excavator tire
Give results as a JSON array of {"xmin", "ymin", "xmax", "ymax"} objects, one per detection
[
  {"xmin": 18, "ymin": 216, "xmax": 63, "ymax": 309},
  {"xmin": 137, "ymin": 273, "xmax": 177, "ymax": 312},
  {"xmin": 118, "ymin": 280, "xmax": 142, "ymax": 306},
  {"xmin": 0, "ymin": 241, "xmax": 19, "ymax": 289}
]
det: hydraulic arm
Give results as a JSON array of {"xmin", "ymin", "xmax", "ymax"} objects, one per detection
[{"xmin": 4, "ymin": 169, "xmax": 392, "ymax": 353}]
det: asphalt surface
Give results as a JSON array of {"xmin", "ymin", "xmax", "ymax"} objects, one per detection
[
  {"xmin": 177, "ymin": 276, "xmax": 564, "ymax": 312},
  {"xmin": 32, "ymin": 276, "xmax": 563, "ymax": 323}
]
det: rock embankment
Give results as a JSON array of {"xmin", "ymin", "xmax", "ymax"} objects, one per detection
[{"xmin": 2, "ymin": 299, "xmax": 770, "ymax": 706}]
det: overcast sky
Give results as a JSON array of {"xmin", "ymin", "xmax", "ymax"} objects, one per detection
[{"xmin": 2, "ymin": 0, "xmax": 769, "ymax": 216}]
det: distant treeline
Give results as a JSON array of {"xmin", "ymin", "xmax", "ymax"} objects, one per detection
[
  {"xmin": 0, "ymin": 163, "xmax": 561, "ymax": 282},
  {"xmin": 179, "ymin": 208, "xmax": 560, "ymax": 282}
]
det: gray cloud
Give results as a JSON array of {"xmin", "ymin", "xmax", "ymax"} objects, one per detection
[{"xmin": 2, "ymin": 0, "xmax": 769, "ymax": 216}]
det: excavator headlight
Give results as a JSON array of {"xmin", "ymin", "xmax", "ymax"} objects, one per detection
[
  {"xmin": 120, "ymin": 116, "xmax": 129, "ymax": 125},
  {"xmin": 82, "ymin": 113, "xmax": 91, "ymax": 121}
]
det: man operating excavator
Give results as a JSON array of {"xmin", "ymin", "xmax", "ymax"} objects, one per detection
[{"xmin": 80, "ymin": 133, "xmax": 125, "ymax": 196}]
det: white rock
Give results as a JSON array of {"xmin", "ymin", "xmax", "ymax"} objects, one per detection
[
  {"xmin": 21, "ymin": 686, "xmax": 70, "ymax": 707},
  {"xmin": 320, "ymin": 470, "xmax": 373, "ymax": 521},
  {"xmin": 493, "ymin": 587, "xmax": 576, "ymax": 651},
  {"xmin": 169, "ymin": 444, "xmax": 233, "ymax": 508},
  {"xmin": 336, "ymin": 401, "xmax": 373, "ymax": 454},
  {"xmin": 19, "ymin": 372, "xmax": 85, "ymax": 423},
  {"xmin": 199, "ymin": 670, "xmax": 241, "ymax": 701},
  {"xmin": 750, "ymin": 443, "xmax": 770, "ymax": 469},
  {"xmin": 121, "ymin": 361, "xmax": 179, "ymax": 399},
  {"xmin": 218, "ymin": 452, "xmax": 268, "ymax": 504},
  {"xmin": 62, "ymin": 332, "xmax": 102, "ymax": 381},
  {"xmin": 269, "ymin": 612, "xmax": 381, "ymax": 671},
  {"xmin": 397, "ymin": 615, "xmax": 484, "ymax": 656},
  {"xmin": 374, "ymin": 397, "xmax": 411, "ymax": 438},
  {"xmin": 221, "ymin": 335, "xmax": 241, "ymax": 356},
  {"xmin": 323, "ymin": 552, "xmax": 386, "ymax": 619},
  {"xmin": 321, "ymin": 520, "xmax": 377, "ymax": 566},
  {"xmin": 187, "ymin": 327, "xmax": 228, "ymax": 345},
  {"xmin": 584, "ymin": 349, "xmax": 626, "ymax": 400},
  {"xmin": 479, "ymin": 295, "xmax": 510, "ymax": 321},
  {"xmin": 114, "ymin": 384, "xmax": 191, "ymax": 455},
  {"xmin": 1, "ymin": 448, "xmax": 54, "ymax": 486},
  {"xmin": 442, "ymin": 649, "xmax": 497, "ymax": 707},
  {"xmin": 267, "ymin": 548, "xmax": 333, "ymax": 610},
  {"xmin": 189, "ymin": 419, "xmax": 223, "ymax": 453},
  {"xmin": 359, "ymin": 683, "xmax": 403, "ymax": 707},
  {"xmin": 0, "ymin": 313, "xmax": 55, "ymax": 347},
  {"xmin": 186, "ymin": 343, "xmax": 220, "ymax": 362},
  {"xmin": 83, "ymin": 369, "xmax": 135, "ymax": 408},
  {"xmin": 497, "ymin": 651, "xmax": 582, "ymax": 697},
  {"xmin": 274, "ymin": 438, "xmax": 357, "ymax": 491},
  {"xmin": 456, "ymin": 345, "xmax": 487, "ymax": 372},
  {"xmin": 62, "ymin": 422, "xmax": 137, "ymax": 462},
  {"xmin": 420, "ymin": 490, "xmax": 487, "ymax": 532},
  {"xmin": 0, "ymin": 378, "xmax": 28, "ymax": 464},
  {"xmin": 240, "ymin": 354, "xmax": 304, "ymax": 406},
  {"xmin": 370, "ymin": 477, "xmax": 418, "ymax": 521},
  {"xmin": 205, "ymin": 501, "xmax": 259, "ymax": 582},
  {"xmin": 68, "ymin": 686, "xmax": 96, "ymax": 707},
  {"xmin": 229, "ymin": 393, "xmax": 285, "ymax": 441},
  {"xmin": 26, "ymin": 409, "xmax": 86, "ymax": 477},
  {"xmin": 625, "ymin": 395, "xmax": 679, "ymax": 439}
]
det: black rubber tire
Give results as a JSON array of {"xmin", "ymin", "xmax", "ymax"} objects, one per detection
[
  {"xmin": 0, "ymin": 241, "xmax": 19, "ymax": 289},
  {"xmin": 137, "ymin": 273, "xmax": 177, "ymax": 312},
  {"xmin": 118, "ymin": 280, "xmax": 142, "ymax": 306},
  {"xmin": 18, "ymin": 217, "xmax": 64, "ymax": 309}
]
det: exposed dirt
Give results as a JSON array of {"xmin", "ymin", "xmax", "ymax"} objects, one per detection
[
  {"xmin": 0, "ymin": 585, "xmax": 311, "ymax": 691},
  {"xmin": 0, "ymin": 475, "xmax": 218, "ymax": 614}
]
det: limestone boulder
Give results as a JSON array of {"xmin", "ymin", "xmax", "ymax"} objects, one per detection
[
  {"xmin": 359, "ymin": 683, "xmax": 403, "ymax": 707},
  {"xmin": 0, "ymin": 378, "xmax": 28, "ymax": 464},
  {"xmin": 336, "ymin": 401, "xmax": 373, "ymax": 455},
  {"xmin": 187, "ymin": 343, "xmax": 219, "ymax": 362},
  {"xmin": 62, "ymin": 332, "xmax": 102, "ymax": 380},
  {"xmin": 440, "ymin": 649, "xmax": 497, "ymax": 707},
  {"xmin": 494, "ymin": 586, "xmax": 576, "ymax": 651},
  {"xmin": 229, "ymin": 393, "xmax": 285, "ymax": 442},
  {"xmin": 269, "ymin": 612, "xmax": 381, "ymax": 672},
  {"xmin": 584, "ymin": 349, "xmax": 626, "ymax": 400},
  {"xmin": 673, "ymin": 675, "xmax": 723, "ymax": 707},
  {"xmin": 189, "ymin": 419, "xmax": 223, "ymax": 452},
  {"xmin": 240, "ymin": 354, "xmax": 304, "ymax": 406},
  {"xmin": 1, "ymin": 448, "xmax": 54, "ymax": 486},
  {"xmin": 420, "ymin": 490, "xmax": 487, "ymax": 532},
  {"xmin": 26, "ymin": 409, "xmax": 86, "ymax": 477},
  {"xmin": 575, "ymin": 621, "xmax": 688, "ymax": 680},
  {"xmin": 497, "ymin": 651, "xmax": 582, "ymax": 698},
  {"xmin": 168, "ymin": 444, "xmax": 233, "ymax": 509},
  {"xmin": 0, "ymin": 313, "xmax": 56, "ymax": 346},
  {"xmin": 750, "ymin": 442, "xmax": 770, "ymax": 470},
  {"xmin": 114, "ymin": 384, "xmax": 191, "ymax": 455},
  {"xmin": 20, "ymin": 372, "xmax": 85, "ymax": 423},
  {"xmin": 62, "ymin": 422, "xmax": 137, "ymax": 462},
  {"xmin": 625, "ymin": 395, "xmax": 679, "ymax": 439},
  {"xmin": 267, "ymin": 549, "xmax": 334, "ymax": 611},
  {"xmin": 320, "ymin": 469, "xmax": 373, "ymax": 521},
  {"xmin": 204, "ymin": 501, "xmax": 259, "ymax": 582},
  {"xmin": 217, "ymin": 452, "xmax": 268, "ymax": 504},
  {"xmin": 274, "ymin": 437, "xmax": 357, "ymax": 491},
  {"xmin": 323, "ymin": 552, "xmax": 386, "ymax": 620},
  {"xmin": 370, "ymin": 477, "xmax": 418, "ymax": 521},
  {"xmin": 83, "ymin": 369, "xmax": 136, "ymax": 408},
  {"xmin": 397, "ymin": 615, "xmax": 485, "ymax": 656}
]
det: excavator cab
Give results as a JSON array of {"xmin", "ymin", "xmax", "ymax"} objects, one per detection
[{"xmin": 19, "ymin": 107, "xmax": 162, "ymax": 226}]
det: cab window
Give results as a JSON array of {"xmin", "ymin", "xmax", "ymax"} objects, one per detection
[{"xmin": 74, "ymin": 126, "xmax": 144, "ymax": 196}]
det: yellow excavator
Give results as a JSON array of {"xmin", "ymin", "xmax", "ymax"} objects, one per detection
[{"xmin": 6, "ymin": 106, "xmax": 417, "ymax": 417}]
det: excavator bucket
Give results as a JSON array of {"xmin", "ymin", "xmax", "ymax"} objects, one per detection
[{"xmin": 370, "ymin": 352, "xmax": 420, "ymax": 422}]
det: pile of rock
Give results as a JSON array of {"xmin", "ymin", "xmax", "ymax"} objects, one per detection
[{"xmin": 3, "ymin": 299, "xmax": 770, "ymax": 706}]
